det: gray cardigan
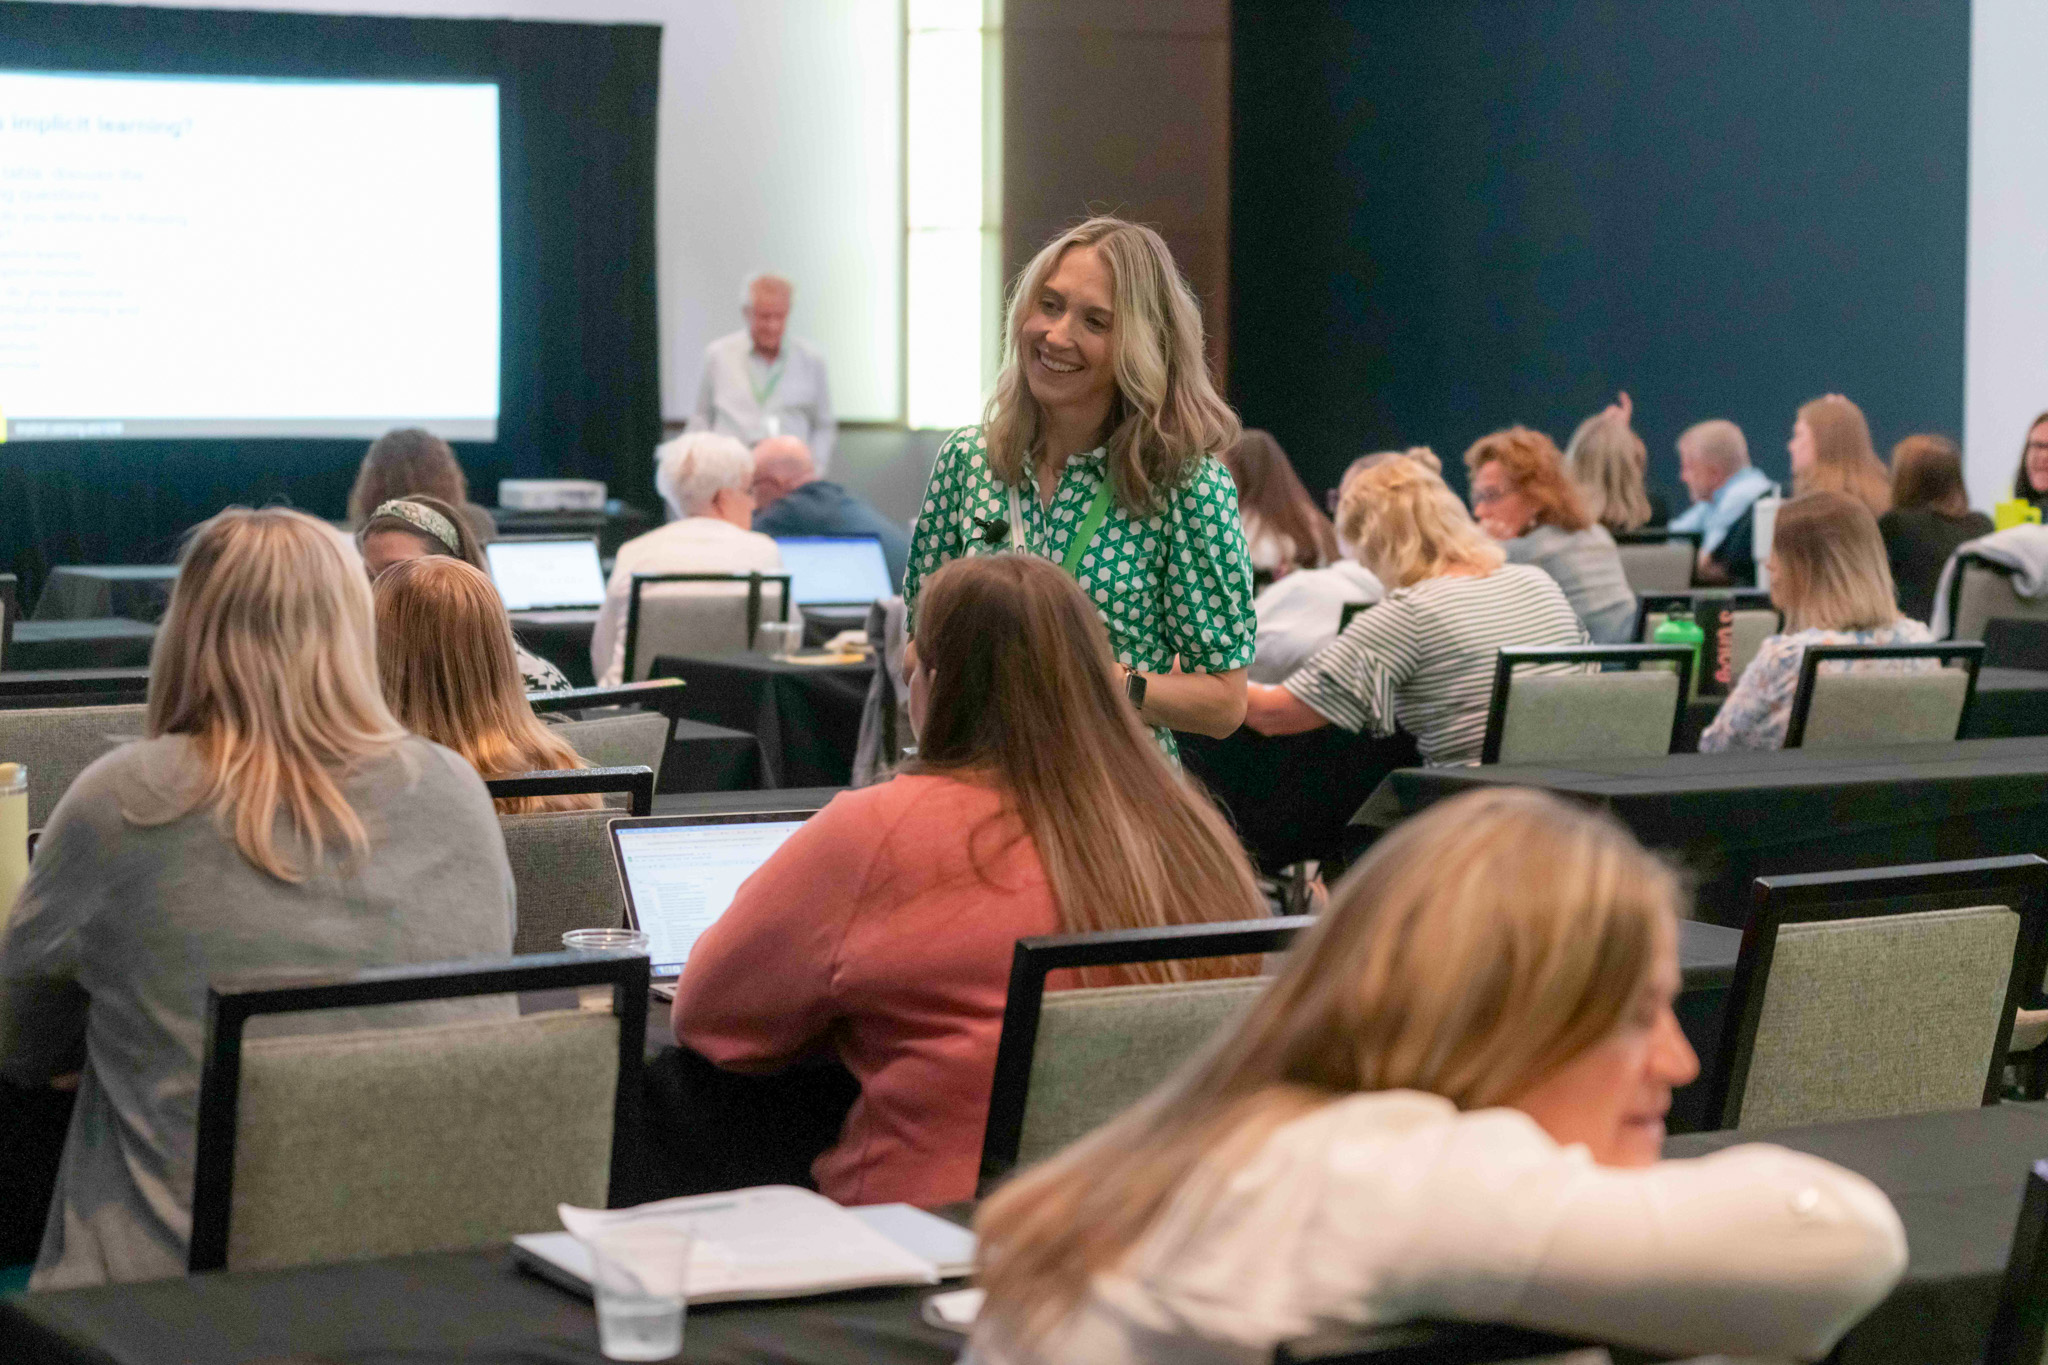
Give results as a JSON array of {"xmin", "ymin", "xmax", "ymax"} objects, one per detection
[
  {"xmin": 1504, "ymin": 524, "xmax": 1638, "ymax": 644},
  {"xmin": 0, "ymin": 734, "xmax": 515, "ymax": 1288}
]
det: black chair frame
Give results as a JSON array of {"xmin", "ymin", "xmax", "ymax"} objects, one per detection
[
  {"xmin": 485, "ymin": 764, "xmax": 654, "ymax": 816},
  {"xmin": 1630, "ymin": 589, "xmax": 1776, "ymax": 643},
  {"xmin": 190, "ymin": 949, "xmax": 650, "ymax": 1273},
  {"xmin": 1613, "ymin": 528, "xmax": 1703, "ymax": 551},
  {"xmin": 0, "ymin": 572, "xmax": 16, "ymax": 669},
  {"xmin": 1782, "ymin": 641, "xmax": 1984, "ymax": 749},
  {"xmin": 979, "ymin": 916, "xmax": 1310, "ymax": 1191},
  {"xmin": 1942, "ymin": 551, "xmax": 2024, "ymax": 643},
  {"xmin": 1985, "ymin": 1160, "xmax": 2048, "ymax": 1365},
  {"xmin": 0, "ymin": 667, "xmax": 150, "ymax": 709},
  {"xmin": 1705, "ymin": 854, "xmax": 2048, "ymax": 1130},
  {"xmin": 1339, "ymin": 600, "xmax": 1372, "ymax": 634},
  {"xmin": 1276, "ymin": 1321, "xmax": 1668, "ymax": 1364},
  {"xmin": 1479, "ymin": 644, "xmax": 1695, "ymax": 765},
  {"xmin": 1983, "ymin": 617, "xmax": 2048, "ymax": 672},
  {"xmin": 529, "ymin": 678, "xmax": 688, "ymax": 729},
  {"xmin": 622, "ymin": 572, "xmax": 793, "ymax": 682}
]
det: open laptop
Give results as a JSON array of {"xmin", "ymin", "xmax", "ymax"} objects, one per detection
[
  {"xmin": 609, "ymin": 808, "xmax": 824, "ymax": 996},
  {"xmin": 485, "ymin": 536, "xmax": 608, "ymax": 611},
  {"xmin": 772, "ymin": 534, "xmax": 894, "ymax": 609}
]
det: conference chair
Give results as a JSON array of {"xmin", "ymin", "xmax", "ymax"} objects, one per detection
[
  {"xmin": 1339, "ymin": 600, "xmax": 1372, "ymax": 633},
  {"xmin": 1946, "ymin": 553, "xmax": 2048, "ymax": 643},
  {"xmin": 1984, "ymin": 618, "xmax": 2048, "ymax": 672},
  {"xmin": 1634, "ymin": 591, "xmax": 1779, "ymax": 687},
  {"xmin": 1275, "ymin": 1322, "xmax": 1663, "ymax": 1365},
  {"xmin": 1703, "ymin": 855, "xmax": 2048, "ymax": 1132},
  {"xmin": 484, "ymin": 764, "xmax": 654, "ymax": 817},
  {"xmin": 0, "ymin": 573, "xmax": 16, "ymax": 669},
  {"xmin": 1479, "ymin": 645, "xmax": 1693, "ymax": 766},
  {"xmin": 1984, "ymin": 1161, "xmax": 2048, "ymax": 1365},
  {"xmin": 1781, "ymin": 642, "xmax": 1983, "ymax": 750},
  {"xmin": 188, "ymin": 950, "xmax": 648, "ymax": 1273},
  {"xmin": 533, "ymin": 679, "xmax": 691, "ymax": 792},
  {"xmin": 0, "ymin": 668, "xmax": 150, "ymax": 710},
  {"xmin": 500, "ymin": 808, "xmax": 628, "ymax": 955},
  {"xmin": 0, "ymin": 703, "xmax": 146, "ymax": 825},
  {"xmin": 1612, "ymin": 529, "xmax": 1700, "ymax": 594},
  {"xmin": 621, "ymin": 572, "xmax": 793, "ymax": 683},
  {"xmin": 979, "ymin": 917, "xmax": 1308, "ymax": 1194}
]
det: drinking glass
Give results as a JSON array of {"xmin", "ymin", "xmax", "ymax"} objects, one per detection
[
  {"xmin": 562, "ymin": 928, "xmax": 649, "ymax": 1009},
  {"xmin": 585, "ymin": 1221, "xmax": 694, "ymax": 1361},
  {"xmin": 756, "ymin": 620, "xmax": 803, "ymax": 656}
]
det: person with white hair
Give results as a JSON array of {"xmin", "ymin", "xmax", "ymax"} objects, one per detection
[
  {"xmin": 689, "ymin": 273, "xmax": 837, "ymax": 473},
  {"xmin": 590, "ymin": 431, "xmax": 782, "ymax": 685},
  {"xmin": 1669, "ymin": 419, "xmax": 1776, "ymax": 586}
]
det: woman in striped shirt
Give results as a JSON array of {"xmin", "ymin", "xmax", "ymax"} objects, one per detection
[{"xmin": 1244, "ymin": 455, "xmax": 1584, "ymax": 765}]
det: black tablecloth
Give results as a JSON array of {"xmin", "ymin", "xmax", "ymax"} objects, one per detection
[
  {"xmin": 666, "ymin": 718, "xmax": 764, "ymax": 793},
  {"xmin": 1380, "ymin": 737, "xmax": 2048, "ymax": 927},
  {"xmin": 7, "ymin": 620, "xmax": 159, "ymax": 671},
  {"xmin": 655, "ymin": 653, "xmax": 875, "ymax": 789},
  {"xmin": 1677, "ymin": 666, "xmax": 2048, "ymax": 749},
  {"xmin": 511, "ymin": 609, "xmax": 600, "ymax": 689},
  {"xmin": 1181, "ymin": 727, "xmax": 1420, "ymax": 872}
]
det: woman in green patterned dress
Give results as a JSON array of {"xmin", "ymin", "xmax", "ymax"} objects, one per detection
[{"xmin": 903, "ymin": 217, "xmax": 1257, "ymax": 755}]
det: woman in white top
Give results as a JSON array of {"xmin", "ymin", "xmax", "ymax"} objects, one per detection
[
  {"xmin": 1701, "ymin": 490, "xmax": 1935, "ymax": 751},
  {"xmin": 1244, "ymin": 455, "xmax": 1585, "ymax": 764},
  {"xmin": 591, "ymin": 431, "xmax": 782, "ymax": 685},
  {"xmin": 968, "ymin": 787, "xmax": 1906, "ymax": 1365}
]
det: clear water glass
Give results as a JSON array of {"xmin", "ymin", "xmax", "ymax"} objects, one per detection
[
  {"xmin": 756, "ymin": 619, "xmax": 803, "ymax": 656},
  {"xmin": 562, "ymin": 929, "xmax": 648, "ymax": 1009},
  {"xmin": 585, "ymin": 1222, "xmax": 694, "ymax": 1361}
]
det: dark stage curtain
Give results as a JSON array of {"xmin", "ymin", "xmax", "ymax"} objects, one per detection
[{"xmin": 0, "ymin": 2, "xmax": 663, "ymax": 605}]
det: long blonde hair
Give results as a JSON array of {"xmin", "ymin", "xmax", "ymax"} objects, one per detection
[
  {"xmin": 1794, "ymin": 395, "xmax": 1891, "ymax": 515},
  {"xmin": 1337, "ymin": 455, "xmax": 1504, "ymax": 588},
  {"xmin": 1565, "ymin": 410, "xmax": 1653, "ymax": 532},
  {"xmin": 141, "ymin": 508, "xmax": 407, "ymax": 882},
  {"xmin": 373, "ymin": 557, "xmax": 597, "ymax": 815},
  {"xmin": 983, "ymin": 217, "xmax": 1239, "ymax": 516},
  {"xmin": 1769, "ymin": 491, "xmax": 1902, "ymax": 632},
  {"xmin": 909, "ymin": 556, "xmax": 1264, "ymax": 984},
  {"xmin": 973, "ymin": 787, "xmax": 1679, "ymax": 1351}
]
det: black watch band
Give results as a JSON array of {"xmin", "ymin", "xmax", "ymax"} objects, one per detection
[{"xmin": 1124, "ymin": 667, "xmax": 1147, "ymax": 710}]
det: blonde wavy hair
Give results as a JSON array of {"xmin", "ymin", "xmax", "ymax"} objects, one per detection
[
  {"xmin": 1565, "ymin": 411, "xmax": 1653, "ymax": 532},
  {"xmin": 1769, "ymin": 491, "xmax": 1902, "ymax": 632},
  {"xmin": 983, "ymin": 217, "xmax": 1238, "ymax": 515},
  {"xmin": 974, "ymin": 787, "xmax": 1681, "ymax": 1352},
  {"xmin": 141, "ymin": 507, "xmax": 407, "ymax": 882},
  {"xmin": 1336, "ymin": 454, "xmax": 1503, "ymax": 588},
  {"xmin": 373, "ymin": 557, "xmax": 597, "ymax": 815}
]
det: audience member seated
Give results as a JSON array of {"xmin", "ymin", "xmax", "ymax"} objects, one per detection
[
  {"xmin": 374, "ymin": 556, "xmax": 600, "ymax": 815},
  {"xmin": 1701, "ymin": 491, "xmax": 1934, "ymax": 752},
  {"xmin": 749, "ymin": 434, "xmax": 908, "ymax": 588},
  {"xmin": 0, "ymin": 508, "xmax": 515, "ymax": 1289},
  {"xmin": 2012, "ymin": 409, "xmax": 2048, "ymax": 517},
  {"xmin": 1670, "ymin": 418, "xmax": 1774, "ymax": 585},
  {"xmin": 1879, "ymin": 434, "xmax": 1992, "ymax": 623},
  {"xmin": 593, "ymin": 432, "xmax": 782, "ymax": 686},
  {"xmin": 355, "ymin": 495, "xmax": 572, "ymax": 693},
  {"xmin": 1564, "ymin": 391, "xmax": 1667, "ymax": 530},
  {"xmin": 1243, "ymin": 456, "xmax": 1584, "ymax": 764},
  {"xmin": 1790, "ymin": 393, "xmax": 1891, "ymax": 517},
  {"xmin": 966, "ymin": 787, "xmax": 1906, "ymax": 1365},
  {"xmin": 1219, "ymin": 428, "xmax": 1337, "ymax": 584},
  {"xmin": 345, "ymin": 426, "xmax": 497, "ymax": 545},
  {"xmin": 1465, "ymin": 426, "xmax": 1636, "ymax": 643},
  {"xmin": 672, "ymin": 554, "xmax": 1265, "ymax": 1209}
]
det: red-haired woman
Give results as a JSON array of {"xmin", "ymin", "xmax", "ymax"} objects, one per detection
[{"xmin": 1465, "ymin": 426, "xmax": 1637, "ymax": 643}]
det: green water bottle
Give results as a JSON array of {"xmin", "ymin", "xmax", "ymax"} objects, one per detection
[{"xmin": 1651, "ymin": 615, "xmax": 1706, "ymax": 700}]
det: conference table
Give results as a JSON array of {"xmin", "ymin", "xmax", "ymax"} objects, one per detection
[
  {"xmin": 8, "ymin": 1102, "xmax": 2041, "ymax": 1365},
  {"xmin": 654, "ymin": 651, "xmax": 875, "ymax": 789},
  {"xmin": 6, "ymin": 619, "xmax": 159, "ymax": 672},
  {"xmin": 1374, "ymin": 736, "xmax": 2048, "ymax": 928},
  {"xmin": 29, "ymin": 564, "xmax": 180, "ymax": 624}
]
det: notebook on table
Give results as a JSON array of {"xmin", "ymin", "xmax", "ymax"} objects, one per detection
[{"xmin": 486, "ymin": 537, "xmax": 608, "ymax": 611}]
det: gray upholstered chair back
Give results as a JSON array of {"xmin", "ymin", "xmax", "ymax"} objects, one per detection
[
  {"xmin": 1729, "ymin": 608, "xmax": 1779, "ymax": 683},
  {"xmin": 501, "ymin": 808, "xmax": 627, "ymax": 954},
  {"xmin": 1615, "ymin": 540, "xmax": 1694, "ymax": 593},
  {"xmin": 1014, "ymin": 977, "xmax": 1266, "ymax": 1168},
  {"xmin": 0, "ymin": 703, "xmax": 147, "ymax": 825},
  {"xmin": 1495, "ymin": 669, "xmax": 1679, "ymax": 765},
  {"xmin": 226, "ymin": 1009, "xmax": 619, "ymax": 1271},
  {"xmin": 624, "ymin": 576, "xmax": 791, "ymax": 681},
  {"xmin": 1798, "ymin": 668, "xmax": 1972, "ymax": 749},
  {"xmin": 1737, "ymin": 905, "xmax": 2019, "ymax": 1130},
  {"xmin": 1954, "ymin": 562, "xmax": 2048, "ymax": 642},
  {"xmin": 547, "ymin": 712, "xmax": 669, "ymax": 788}
]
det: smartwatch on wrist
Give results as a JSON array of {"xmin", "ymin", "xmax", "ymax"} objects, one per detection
[{"xmin": 1123, "ymin": 666, "xmax": 1147, "ymax": 710}]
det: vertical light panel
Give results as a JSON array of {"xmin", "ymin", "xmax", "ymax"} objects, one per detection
[{"xmin": 906, "ymin": 0, "xmax": 1002, "ymax": 430}]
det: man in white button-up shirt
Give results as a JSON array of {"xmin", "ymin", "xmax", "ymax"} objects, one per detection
[{"xmin": 689, "ymin": 274, "xmax": 837, "ymax": 474}]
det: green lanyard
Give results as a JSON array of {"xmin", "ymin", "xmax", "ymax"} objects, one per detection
[
  {"xmin": 1008, "ymin": 478, "xmax": 1116, "ymax": 577},
  {"xmin": 748, "ymin": 357, "xmax": 784, "ymax": 407}
]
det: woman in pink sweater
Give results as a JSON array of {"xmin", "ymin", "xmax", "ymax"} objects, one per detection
[{"xmin": 672, "ymin": 555, "xmax": 1266, "ymax": 1207}]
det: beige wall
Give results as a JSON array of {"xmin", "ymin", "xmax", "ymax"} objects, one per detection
[{"xmin": 1002, "ymin": 0, "xmax": 1232, "ymax": 379}]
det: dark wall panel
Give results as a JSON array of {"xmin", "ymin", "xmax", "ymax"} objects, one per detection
[{"xmin": 1230, "ymin": 1, "xmax": 1969, "ymax": 502}]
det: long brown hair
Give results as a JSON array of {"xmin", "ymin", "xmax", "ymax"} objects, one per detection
[
  {"xmin": 1463, "ymin": 426, "xmax": 1593, "ymax": 532},
  {"xmin": 1890, "ymin": 434, "xmax": 1971, "ymax": 517},
  {"xmin": 1219, "ymin": 429, "xmax": 1338, "ymax": 572},
  {"xmin": 373, "ymin": 557, "xmax": 597, "ymax": 815},
  {"xmin": 356, "ymin": 493, "xmax": 486, "ymax": 570},
  {"xmin": 973, "ymin": 787, "xmax": 1678, "ymax": 1353},
  {"xmin": 908, "ymin": 555, "xmax": 1264, "ymax": 984},
  {"xmin": 2013, "ymin": 411, "xmax": 2048, "ymax": 502},
  {"xmin": 1794, "ymin": 395, "xmax": 1891, "ymax": 515},
  {"xmin": 1565, "ymin": 410, "xmax": 1653, "ymax": 532},
  {"xmin": 1769, "ymin": 491, "xmax": 1901, "ymax": 632},
  {"xmin": 141, "ymin": 508, "xmax": 407, "ymax": 881},
  {"xmin": 346, "ymin": 428, "xmax": 471, "ymax": 527},
  {"xmin": 983, "ymin": 217, "xmax": 1239, "ymax": 517}
]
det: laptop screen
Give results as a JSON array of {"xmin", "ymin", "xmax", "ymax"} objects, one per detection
[
  {"xmin": 772, "ymin": 535, "xmax": 893, "ymax": 606},
  {"xmin": 485, "ymin": 538, "xmax": 607, "ymax": 611},
  {"xmin": 612, "ymin": 814, "xmax": 812, "ymax": 977}
]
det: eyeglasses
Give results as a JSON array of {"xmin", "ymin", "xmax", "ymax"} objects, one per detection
[{"xmin": 1471, "ymin": 485, "xmax": 1513, "ymax": 505}]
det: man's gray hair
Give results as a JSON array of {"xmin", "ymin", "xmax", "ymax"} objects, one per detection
[
  {"xmin": 1678, "ymin": 419, "xmax": 1749, "ymax": 474},
  {"xmin": 740, "ymin": 272, "xmax": 793, "ymax": 309},
  {"xmin": 654, "ymin": 431, "xmax": 753, "ymax": 518}
]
